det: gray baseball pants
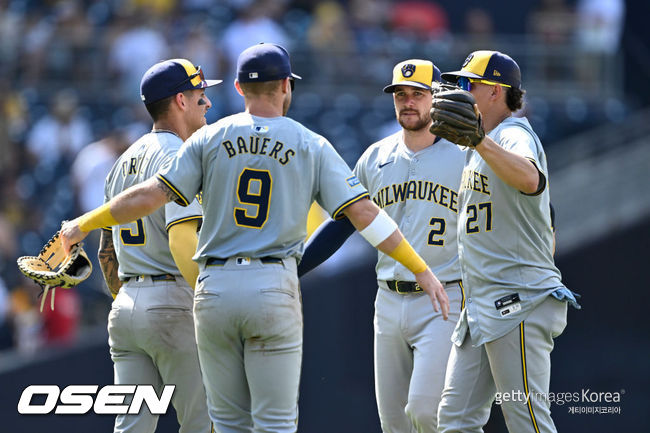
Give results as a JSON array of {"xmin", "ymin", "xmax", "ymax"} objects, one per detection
[
  {"xmin": 193, "ymin": 257, "xmax": 301, "ymax": 433},
  {"xmin": 109, "ymin": 275, "xmax": 211, "ymax": 433},
  {"xmin": 438, "ymin": 296, "xmax": 568, "ymax": 433},
  {"xmin": 374, "ymin": 281, "xmax": 463, "ymax": 433}
]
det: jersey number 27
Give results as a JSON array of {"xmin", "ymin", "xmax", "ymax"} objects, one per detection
[{"xmin": 466, "ymin": 202, "xmax": 492, "ymax": 233}]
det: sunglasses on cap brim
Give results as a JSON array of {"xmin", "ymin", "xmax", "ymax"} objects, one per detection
[
  {"xmin": 171, "ymin": 65, "xmax": 205, "ymax": 90},
  {"xmin": 457, "ymin": 76, "xmax": 511, "ymax": 91}
]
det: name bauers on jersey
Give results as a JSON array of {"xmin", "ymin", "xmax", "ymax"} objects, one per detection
[
  {"xmin": 372, "ymin": 180, "xmax": 459, "ymax": 212},
  {"xmin": 222, "ymin": 136, "xmax": 295, "ymax": 165}
]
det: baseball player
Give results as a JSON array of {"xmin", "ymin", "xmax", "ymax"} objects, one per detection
[
  {"xmin": 430, "ymin": 51, "xmax": 580, "ymax": 432},
  {"xmin": 299, "ymin": 59, "xmax": 465, "ymax": 432},
  {"xmin": 98, "ymin": 59, "xmax": 220, "ymax": 433},
  {"xmin": 59, "ymin": 43, "xmax": 449, "ymax": 433}
]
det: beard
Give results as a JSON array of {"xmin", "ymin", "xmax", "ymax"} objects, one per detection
[{"xmin": 397, "ymin": 110, "xmax": 431, "ymax": 131}]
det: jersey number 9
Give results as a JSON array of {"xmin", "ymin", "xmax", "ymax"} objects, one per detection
[{"xmin": 234, "ymin": 168, "xmax": 272, "ymax": 229}]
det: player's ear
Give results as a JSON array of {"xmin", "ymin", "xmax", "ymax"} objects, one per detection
[
  {"xmin": 490, "ymin": 84, "xmax": 502, "ymax": 102},
  {"xmin": 234, "ymin": 80, "xmax": 244, "ymax": 97},
  {"xmin": 281, "ymin": 77, "xmax": 290, "ymax": 94},
  {"xmin": 172, "ymin": 92, "xmax": 186, "ymax": 110}
]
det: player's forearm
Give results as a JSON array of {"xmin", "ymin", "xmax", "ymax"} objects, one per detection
[
  {"xmin": 476, "ymin": 136, "xmax": 540, "ymax": 194},
  {"xmin": 98, "ymin": 230, "xmax": 121, "ymax": 299},
  {"xmin": 80, "ymin": 178, "xmax": 170, "ymax": 232},
  {"xmin": 344, "ymin": 199, "xmax": 426, "ymax": 274},
  {"xmin": 374, "ymin": 223, "xmax": 447, "ymax": 318},
  {"xmin": 377, "ymin": 231, "xmax": 427, "ymax": 274},
  {"xmin": 169, "ymin": 220, "xmax": 200, "ymax": 289}
]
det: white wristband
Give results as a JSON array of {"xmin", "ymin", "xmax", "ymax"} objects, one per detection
[{"xmin": 359, "ymin": 209, "xmax": 398, "ymax": 247}]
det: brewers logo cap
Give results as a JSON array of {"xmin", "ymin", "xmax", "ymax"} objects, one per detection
[
  {"xmin": 237, "ymin": 43, "xmax": 302, "ymax": 83},
  {"xmin": 140, "ymin": 59, "xmax": 222, "ymax": 105},
  {"xmin": 383, "ymin": 59, "xmax": 442, "ymax": 93},
  {"xmin": 442, "ymin": 50, "xmax": 521, "ymax": 89}
]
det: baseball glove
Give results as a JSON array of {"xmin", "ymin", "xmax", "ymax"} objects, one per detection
[
  {"xmin": 430, "ymin": 89, "xmax": 485, "ymax": 147},
  {"xmin": 17, "ymin": 231, "xmax": 92, "ymax": 312},
  {"xmin": 431, "ymin": 82, "xmax": 461, "ymax": 94}
]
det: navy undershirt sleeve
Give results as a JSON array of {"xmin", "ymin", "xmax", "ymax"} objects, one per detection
[
  {"xmin": 298, "ymin": 217, "xmax": 356, "ymax": 277},
  {"xmin": 549, "ymin": 202, "xmax": 556, "ymax": 231}
]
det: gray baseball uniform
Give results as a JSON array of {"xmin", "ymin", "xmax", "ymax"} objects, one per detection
[
  {"xmin": 157, "ymin": 112, "xmax": 369, "ymax": 432},
  {"xmin": 354, "ymin": 132, "xmax": 465, "ymax": 432},
  {"xmin": 104, "ymin": 130, "xmax": 210, "ymax": 433},
  {"xmin": 438, "ymin": 116, "xmax": 579, "ymax": 433}
]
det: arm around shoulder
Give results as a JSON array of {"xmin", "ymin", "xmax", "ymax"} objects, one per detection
[{"xmin": 62, "ymin": 177, "xmax": 175, "ymax": 254}]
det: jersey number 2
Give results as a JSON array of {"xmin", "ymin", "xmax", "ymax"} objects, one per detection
[
  {"xmin": 234, "ymin": 168, "xmax": 272, "ymax": 229},
  {"xmin": 427, "ymin": 217, "xmax": 446, "ymax": 246},
  {"xmin": 120, "ymin": 218, "xmax": 145, "ymax": 245}
]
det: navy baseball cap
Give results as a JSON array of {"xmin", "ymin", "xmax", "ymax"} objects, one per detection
[
  {"xmin": 140, "ymin": 59, "xmax": 222, "ymax": 105},
  {"xmin": 442, "ymin": 50, "xmax": 521, "ymax": 89},
  {"xmin": 237, "ymin": 43, "xmax": 301, "ymax": 83},
  {"xmin": 383, "ymin": 59, "xmax": 442, "ymax": 93}
]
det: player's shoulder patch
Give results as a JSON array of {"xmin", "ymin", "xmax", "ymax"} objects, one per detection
[{"xmin": 346, "ymin": 175, "xmax": 361, "ymax": 187}]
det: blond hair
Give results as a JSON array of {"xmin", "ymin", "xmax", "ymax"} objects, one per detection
[{"xmin": 239, "ymin": 79, "xmax": 283, "ymax": 97}]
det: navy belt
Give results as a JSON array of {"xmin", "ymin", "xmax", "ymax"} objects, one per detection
[
  {"xmin": 151, "ymin": 274, "xmax": 176, "ymax": 281},
  {"xmin": 386, "ymin": 279, "xmax": 461, "ymax": 294},
  {"xmin": 206, "ymin": 257, "xmax": 283, "ymax": 266},
  {"xmin": 124, "ymin": 274, "xmax": 175, "ymax": 282}
]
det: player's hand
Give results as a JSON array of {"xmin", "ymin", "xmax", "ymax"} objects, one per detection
[
  {"xmin": 415, "ymin": 268, "xmax": 449, "ymax": 320},
  {"xmin": 60, "ymin": 218, "xmax": 88, "ymax": 255}
]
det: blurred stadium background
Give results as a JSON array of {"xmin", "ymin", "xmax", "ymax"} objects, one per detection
[{"xmin": 0, "ymin": 0, "xmax": 648, "ymax": 431}]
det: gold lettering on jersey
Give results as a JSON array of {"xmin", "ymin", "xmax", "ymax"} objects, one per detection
[
  {"xmin": 260, "ymin": 137, "xmax": 270, "ymax": 155},
  {"xmin": 417, "ymin": 181, "xmax": 428, "ymax": 200},
  {"xmin": 372, "ymin": 180, "xmax": 459, "ymax": 213},
  {"xmin": 237, "ymin": 137, "xmax": 248, "ymax": 154},
  {"xmin": 405, "ymin": 181, "xmax": 417, "ymax": 200},
  {"xmin": 222, "ymin": 140, "xmax": 236, "ymax": 157},
  {"xmin": 268, "ymin": 141, "xmax": 283, "ymax": 159},
  {"xmin": 120, "ymin": 155, "xmax": 147, "ymax": 177},
  {"xmin": 249, "ymin": 136, "xmax": 260, "ymax": 153},
  {"xmin": 460, "ymin": 168, "xmax": 490, "ymax": 195},
  {"xmin": 278, "ymin": 149, "xmax": 295, "ymax": 166},
  {"xmin": 221, "ymin": 136, "xmax": 295, "ymax": 165},
  {"xmin": 439, "ymin": 185, "xmax": 450, "ymax": 207},
  {"xmin": 392, "ymin": 183, "xmax": 406, "ymax": 203},
  {"xmin": 128, "ymin": 157, "xmax": 138, "ymax": 174}
]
